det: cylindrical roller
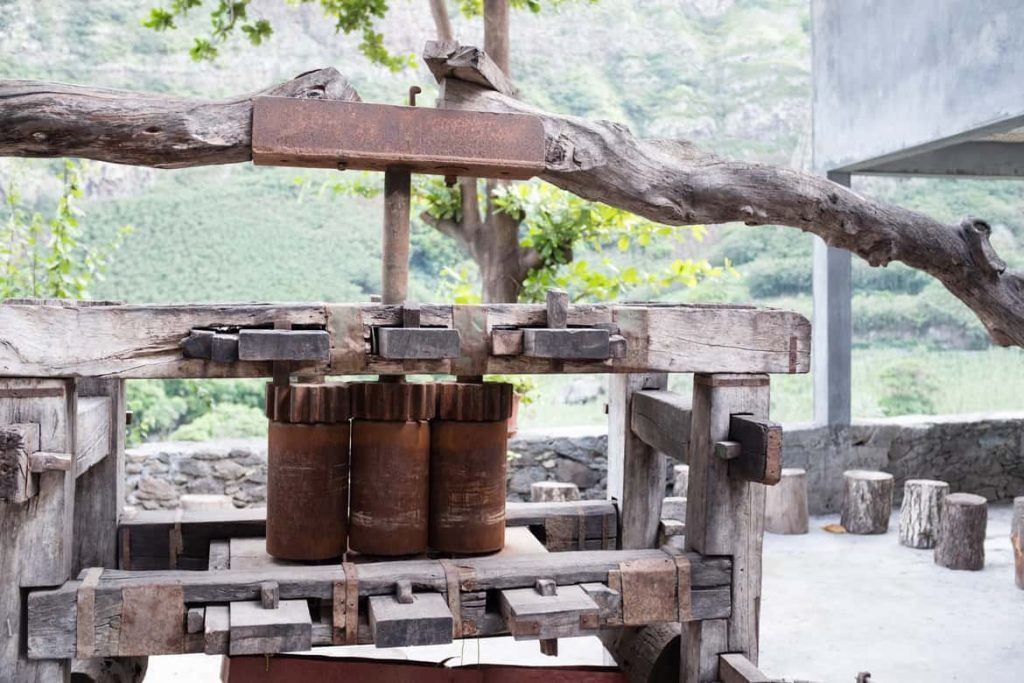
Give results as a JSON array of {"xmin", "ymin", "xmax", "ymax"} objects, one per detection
[
  {"xmin": 266, "ymin": 420, "xmax": 350, "ymax": 561},
  {"xmin": 349, "ymin": 419, "xmax": 430, "ymax": 556},
  {"xmin": 430, "ymin": 419, "xmax": 508, "ymax": 554}
]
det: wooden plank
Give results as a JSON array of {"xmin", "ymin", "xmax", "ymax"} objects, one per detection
[
  {"xmin": 608, "ymin": 373, "xmax": 669, "ymax": 549},
  {"xmin": 618, "ymin": 558, "xmax": 679, "ymax": 625},
  {"xmin": 522, "ymin": 328, "xmax": 610, "ymax": 360},
  {"xmin": 118, "ymin": 583, "xmax": 185, "ymax": 656},
  {"xmin": 376, "ymin": 327, "xmax": 461, "ymax": 360},
  {"xmin": 252, "ymin": 97, "xmax": 546, "ymax": 179},
  {"xmin": 74, "ymin": 395, "xmax": 112, "ymax": 477},
  {"xmin": 630, "ymin": 389, "xmax": 692, "ymax": 462},
  {"xmin": 718, "ymin": 653, "xmax": 771, "ymax": 683},
  {"xmin": 27, "ymin": 549, "xmax": 731, "ymax": 658},
  {"xmin": 0, "ymin": 422, "xmax": 39, "ymax": 503},
  {"xmin": 684, "ymin": 374, "xmax": 770, "ymax": 683},
  {"xmin": 204, "ymin": 605, "xmax": 229, "ymax": 655},
  {"xmin": 499, "ymin": 584, "xmax": 600, "ymax": 640},
  {"xmin": 0, "ymin": 302, "xmax": 809, "ymax": 378},
  {"xmin": 229, "ymin": 600, "xmax": 311, "ymax": 655},
  {"xmin": 368, "ymin": 592, "xmax": 453, "ymax": 648},
  {"xmin": 209, "ymin": 540, "xmax": 230, "ymax": 570},
  {"xmin": 237, "ymin": 329, "xmax": 330, "ymax": 362},
  {"xmin": 727, "ymin": 415, "xmax": 783, "ymax": 486},
  {"xmin": 118, "ymin": 501, "xmax": 617, "ymax": 569}
]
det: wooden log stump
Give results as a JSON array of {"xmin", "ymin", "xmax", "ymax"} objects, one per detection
[
  {"xmin": 673, "ymin": 465, "xmax": 689, "ymax": 498},
  {"xmin": 1012, "ymin": 497, "xmax": 1024, "ymax": 589},
  {"xmin": 764, "ymin": 468, "xmax": 808, "ymax": 535},
  {"xmin": 898, "ymin": 479, "xmax": 949, "ymax": 549},
  {"xmin": 934, "ymin": 493, "xmax": 987, "ymax": 571},
  {"xmin": 531, "ymin": 481, "xmax": 580, "ymax": 503},
  {"xmin": 840, "ymin": 470, "xmax": 894, "ymax": 535}
]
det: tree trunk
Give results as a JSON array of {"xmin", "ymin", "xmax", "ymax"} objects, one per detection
[
  {"xmin": 483, "ymin": 0, "xmax": 510, "ymax": 75},
  {"xmin": 934, "ymin": 493, "xmax": 987, "ymax": 571},
  {"xmin": 840, "ymin": 470, "xmax": 893, "ymax": 535},
  {"xmin": 600, "ymin": 623, "xmax": 681, "ymax": 683},
  {"xmin": 1012, "ymin": 497, "xmax": 1024, "ymax": 589},
  {"xmin": 428, "ymin": 0, "xmax": 454, "ymax": 42},
  {"xmin": 898, "ymin": 479, "xmax": 949, "ymax": 549},
  {"xmin": 764, "ymin": 468, "xmax": 808, "ymax": 535}
]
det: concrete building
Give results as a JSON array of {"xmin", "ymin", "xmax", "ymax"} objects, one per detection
[{"xmin": 811, "ymin": 0, "xmax": 1024, "ymax": 425}]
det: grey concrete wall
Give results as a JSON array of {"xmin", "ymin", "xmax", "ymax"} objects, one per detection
[
  {"xmin": 812, "ymin": 0, "xmax": 1024, "ymax": 171},
  {"xmin": 126, "ymin": 414, "xmax": 1024, "ymax": 515}
]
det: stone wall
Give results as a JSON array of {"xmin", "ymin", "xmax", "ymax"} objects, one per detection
[{"xmin": 126, "ymin": 413, "xmax": 1024, "ymax": 514}]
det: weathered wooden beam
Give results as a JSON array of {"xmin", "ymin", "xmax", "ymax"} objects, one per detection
[
  {"xmin": 609, "ymin": 374, "xmax": 669, "ymax": 550},
  {"xmin": 252, "ymin": 97, "xmax": 545, "ymax": 179},
  {"xmin": 0, "ymin": 422, "xmax": 39, "ymax": 503},
  {"xmin": 74, "ymin": 396, "xmax": 112, "ymax": 477},
  {"xmin": 0, "ymin": 301, "xmax": 810, "ymax": 379},
  {"xmin": 236, "ymin": 329, "xmax": 330, "ymax": 362},
  {"xmin": 0, "ymin": 70, "xmax": 359, "ymax": 168},
  {"xmin": 118, "ymin": 501, "xmax": 617, "ymax": 571},
  {"xmin": 726, "ymin": 414, "xmax": 783, "ymax": 485},
  {"xmin": 423, "ymin": 40, "xmax": 519, "ymax": 98},
  {"xmin": 630, "ymin": 389, "xmax": 692, "ymax": 462},
  {"xmin": 718, "ymin": 653, "xmax": 771, "ymax": 683},
  {"xmin": 27, "ymin": 549, "xmax": 731, "ymax": 658},
  {"xmin": 684, "ymin": 374, "xmax": 770, "ymax": 682}
]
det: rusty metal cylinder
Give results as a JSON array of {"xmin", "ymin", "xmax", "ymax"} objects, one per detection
[
  {"xmin": 348, "ymin": 381, "xmax": 436, "ymax": 556},
  {"xmin": 349, "ymin": 419, "xmax": 430, "ymax": 555},
  {"xmin": 429, "ymin": 382, "xmax": 513, "ymax": 554},
  {"xmin": 266, "ymin": 421, "xmax": 350, "ymax": 561}
]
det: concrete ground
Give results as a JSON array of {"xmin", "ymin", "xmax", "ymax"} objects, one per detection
[{"xmin": 146, "ymin": 504, "xmax": 1023, "ymax": 682}]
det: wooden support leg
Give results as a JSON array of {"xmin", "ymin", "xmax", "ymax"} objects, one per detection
[
  {"xmin": 607, "ymin": 373, "xmax": 668, "ymax": 550},
  {"xmin": 0, "ymin": 378, "xmax": 76, "ymax": 682},
  {"xmin": 683, "ymin": 374, "xmax": 769, "ymax": 683}
]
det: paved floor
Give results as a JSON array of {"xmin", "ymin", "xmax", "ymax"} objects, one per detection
[{"xmin": 147, "ymin": 504, "xmax": 1023, "ymax": 682}]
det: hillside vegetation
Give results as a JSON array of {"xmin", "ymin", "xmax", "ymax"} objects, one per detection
[{"xmin": 1, "ymin": 0, "xmax": 1022, "ymax": 431}]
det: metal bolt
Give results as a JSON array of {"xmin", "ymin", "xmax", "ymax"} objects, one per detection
[{"xmin": 408, "ymin": 85, "xmax": 422, "ymax": 107}]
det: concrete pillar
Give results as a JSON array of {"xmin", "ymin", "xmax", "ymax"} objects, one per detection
[{"xmin": 812, "ymin": 171, "xmax": 852, "ymax": 426}]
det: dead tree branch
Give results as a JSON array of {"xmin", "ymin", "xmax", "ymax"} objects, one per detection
[{"xmin": 424, "ymin": 42, "xmax": 1024, "ymax": 347}]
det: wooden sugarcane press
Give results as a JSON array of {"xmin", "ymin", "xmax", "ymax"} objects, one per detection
[{"xmin": 4, "ymin": 59, "xmax": 806, "ymax": 683}]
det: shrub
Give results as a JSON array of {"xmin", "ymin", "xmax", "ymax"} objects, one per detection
[
  {"xmin": 744, "ymin": 257, "xmax": 811, "ymax": 298},
  {"xmin": 170, "ymin": 403, "xmax": 268, "ymax": 441},
  {"xmin": 877, "ymin": 360, "xmax": 938, "ymax": 417}
]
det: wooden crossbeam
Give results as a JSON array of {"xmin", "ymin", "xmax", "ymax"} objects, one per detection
[
  {"xmin": 630, "ymin": 389, "xmax": 692, "ymax": 462},
  {"xmin": 27, "ymin": 549, "xmax": 731, "ymax": 659},
  {"xmin": 117, "ymin": 501, "xmax": 618, "ymax": 571},
  {"xmin": 0, "ymin": 301, "xmax": 810, "ymax": 378}
]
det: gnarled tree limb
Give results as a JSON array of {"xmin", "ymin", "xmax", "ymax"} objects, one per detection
[
  {"xmin": 424, "ymin": 42, "xmax": 1024, "ymax": 347},
  {"xmin": 0, "ymin": 69, "xmax": 359, "ymax": 169}
]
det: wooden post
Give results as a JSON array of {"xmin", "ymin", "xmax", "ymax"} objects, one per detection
[
  {"xmin": 934, "ymin": 493, "xmax": 987, "ymax": 571},
  {"xmin": 1012, "ymin": 497, "xmax": 1024, "ymax": 589},
  {"xmin": 683, "ymin": 374, "xmax": 770, "ymax": 683},
  {"xmin": 898, "ymin": 479, "xmax": 949, "ymax": 549},
  {"xmin": 0, "ymin": 378, "xmax": 76, "ymax": 682},
  {"xmin": 764, "ymin": 468, "xmax": 808, "ymax": 535},
  {"xmin": 607, "ymin": 373, "xmax": 668, "ymax": 550},
  {"xmin": 840, "ymin": 470, "xmax": 894, "ymax": 534}
]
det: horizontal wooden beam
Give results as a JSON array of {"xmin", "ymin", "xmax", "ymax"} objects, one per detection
[
  {"xmin": 630, "ymin": 389, "xmax": 692, "ymax": 462},
  {"xmin": 0, "ymin": 301, "xmax": 810, "ymax": 378},
  {"xmin": 118, "ymin": 501, "xmax": 617, "ymax": 571},
  {"xmin": 718, "ymin": 653, "xmax": 771, "ymax": 683},
  {"xmin": 28, "ymin": 548, "xmax": 731, "ymax": 659}
]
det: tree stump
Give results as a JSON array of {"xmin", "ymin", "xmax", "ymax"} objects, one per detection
[
  {"xmin": 765, "ymin": 468, "xmax": 808, "ymax": 535},
  {"xmin": 840, "ymin": 470, "xmax": 894, "ymax": 535},
  {"xmin": 934, "ymin": 493, "xmax": 987, "ymax": 571},
  {"xmin": 1012, "ymin": 497, "xmax": 1024, "ymax": 589},
  {"xmin": 898, "ymin": 479, "xmax": 949, "ymax": 549},
  {"xmin": 531, "ymin": 481, "xmax": 580, "ymax": 502},
  {"xmin": 673, "ymin": 464, "xmax": 689, "ymax": 497}
]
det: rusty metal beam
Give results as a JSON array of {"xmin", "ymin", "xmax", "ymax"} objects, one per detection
[{"xmin": 251, "ymin": 98, "xmax": 546, "ymax": 179}]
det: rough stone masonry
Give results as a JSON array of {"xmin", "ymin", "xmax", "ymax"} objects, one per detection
[{"xmin": 126, "ymin": 413, "xmax": 1024, "ymax": 515}]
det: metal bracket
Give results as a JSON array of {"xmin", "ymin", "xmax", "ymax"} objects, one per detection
[{"xmin": 374, "ymin": 303, "xmax": 461, "ymax": 360}]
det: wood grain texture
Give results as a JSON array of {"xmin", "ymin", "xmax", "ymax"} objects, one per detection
[
  {"xmin": 0, "ymin": 301, "xmax": 809, "ymax": 378},
  {"xmin": 435, "ymin": 46, "xmax": 1024, "ymax": 348},
  {"xmin": 684, "ymin": 375, "xmax": 769, "ymax": 681},
  {"xmin": 0, "ymin": 69, "xmax": 359, "ymax": 168},
  {"xmin": 934, "ymin": 493, "xmax": 988, "ymax": 571},
  {"xmin": 1012, "ymin": 497, "xmax": 1024, "ymax": 589},
  {"xmin": 608, "ymin": 374, "xmax": 668, "ymax": 550},
  {"xmin": 764, "ymin": 468, "xmax": 808, "ymax": 535},
  {"xmin": 630, "ymin": 389, "xmax": 692, "ymax": 463},
  {"xmin": 718, "ymin": 653, "xmax": 771, "ymax": 683},
  {"xmin": 840, "ymin": 470, "xmax": 894, "ymax": 535},
  {"xmin": 898, "ymin": 479, "xmax": 948, "ymax": 549}
]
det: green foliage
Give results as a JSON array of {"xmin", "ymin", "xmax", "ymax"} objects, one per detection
[
  {"xmin": 744, "ymin": 257, "xmax": 810, "ymax": 298},
  {"xmin": 876, "ymin": 359, "xmax": 938, "ymax": 417},
  {"xmin": 852, "ymin": 260, "xmax": 930, "ymax": 295},
  {"xmin": 1, "ymin": 160, "xmax": 132, "ymax": 299},
  {"xmin": 126, "ymin": 381, "xmax": 188, "ymax": 445},
  {"xmin": 170, "ymin": 402, "xmax": 268, "ymax": 440},
  {"xmin": 485, "ymin": 374, "xmax": 538, "ymax": 405},
  {"xmin": 852, "ymin": 286, "xmax": 989, "ymax": 350}
]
